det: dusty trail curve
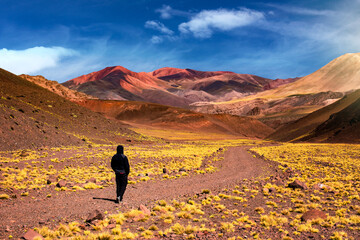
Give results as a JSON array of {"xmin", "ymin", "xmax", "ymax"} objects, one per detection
[{"xmin": 0, "ymin": 146, "xmax": 276, "ymax": 238}]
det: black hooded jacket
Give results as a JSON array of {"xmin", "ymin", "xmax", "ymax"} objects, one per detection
[{"xmin": 111, "ymin": 145, "xmax": 130, "ymax": 175}]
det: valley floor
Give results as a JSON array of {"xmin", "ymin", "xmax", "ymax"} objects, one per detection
[
  {"xmin": 0, "ymin": 146, "xmax": 274, "ymax": 239},
  {"xmin": 0, "ymin": 137, "xmax": 359, "ymax": 240}
]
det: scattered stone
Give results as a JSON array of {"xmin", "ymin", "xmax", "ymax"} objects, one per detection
[
  {"xmin": 269, "ymin": 187, "xmax": 276, "ymax": 193},
  {"xmin": 86, "ymin": 209, "xmax": 104, "ymax": 223},
  {"xmin": 23, "ymin": 229, "xmax": 44, "ymax": 240},
  {"xmin": 138, "ymin": 173, "xmax": 145, "ymax": 177},
  {"xmin": 263, "ymin": 188, "xmax": 269, "ymax": 194},
  {"xmin": 139, "ymin": 204, "xmax": 151, "ymax": 216},
  {"xmin": 284, "ymin": 167, "xmax": 295, "ymax": 178},
  {"xmin": 301, "ymin": 209, "xmax": 327, "ymax": 222},
  {"xmin": 20, "ymin": 151, "xmax": 29, "ymax": 157},
  {"xmin": 107, "ymin": 223, "xmax": 116, "ymax": 229},
  {"xmin": 179, "ymin": 167, "xmax": 186, "ymax": 172},
  {"xmin": 288, "ymin": 180, "xmax": 308, "ymax": 190},
  {"xmin": 38, "ymin": 221, "xmax": 45, "ymax": 225},
  {"xmin": 46, "ymin": 175, "xmax": 57, "ymax": 184},
  {"xmin": 163, "ymin": 168, "xmax": 167, "ymax": 174},
  {"xmin": 313, "ymin": 183, "xmax": 333, "ymax": 192},
  {"xmin": 87, "ymin": 177, "xmax": 97, "ymax": 183},
  {"xmin": 56, "ymin": 180, "xmax": 67, "ymax": 188},
  {"xmin": 5, "ymin": 226, "xmax": 11, "ymax": 232},
  {"xmin": 197, "ymin": 232, "xmax": 205, "ymax": 237}
]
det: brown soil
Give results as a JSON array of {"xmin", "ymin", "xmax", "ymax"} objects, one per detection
[{"xmin": 0, "ymin": 146, "xmax": 276, "ymax": 239}]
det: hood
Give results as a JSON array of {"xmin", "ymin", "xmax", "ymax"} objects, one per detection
[{"xmin": 117, "ymin": 145, "xmax": 124, "ymax": 154}]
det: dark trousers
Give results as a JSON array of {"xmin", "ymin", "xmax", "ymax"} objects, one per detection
[{"xmin": 115, "ymin": 172, "xmax": 128, "ymax": 201}]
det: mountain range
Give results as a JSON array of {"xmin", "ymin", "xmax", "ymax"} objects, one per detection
[
  {"xmin": 62, "ymin": 52, "xmax": 360, "ymax": 143},
  {"xmin": 63, "ymin": 66, "xmax": 296, "ymax": 108},
  {"xmin": 0, "ymin": 52, "xmax": 358, "ymax": 150}
]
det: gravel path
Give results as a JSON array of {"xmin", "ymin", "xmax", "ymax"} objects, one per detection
[{"xmin": 0, "ymin": 146, "xmax": 276, "ymax": 238}]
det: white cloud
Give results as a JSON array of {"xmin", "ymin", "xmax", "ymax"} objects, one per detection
[
  {"xmin": 0, "ymin": 46, "xmax": 76, "ymax": 74},
  {"xmin": 155, "ymin": 5, "xmax": 190, "ymax": 19},
  {"xmin": 145, "ymin": 20, "xmax": 174, "ymax": 35},
  {"xmin": 262, "ymin": 1, "xmax": 360, "ymax": 53},
  {"xmin": 178, "ymin": 8, "xmax": 264, "ymax": 38},
  {"xmin": 150, "ymin": 36, "xmax": 163, "ymax": 44},
  {"xmin": 156, "ymin": 5, "xmax": 172, "ymax": 19}
]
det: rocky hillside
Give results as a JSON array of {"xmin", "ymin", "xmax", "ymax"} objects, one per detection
[{"xmin": 0, "ymin": 68, "xmax": 135, "ymax": 151}]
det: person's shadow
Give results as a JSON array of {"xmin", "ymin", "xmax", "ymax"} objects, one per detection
[{"xmin": 93, "ymin": 197, "xmax": 116, "ymax": 203}]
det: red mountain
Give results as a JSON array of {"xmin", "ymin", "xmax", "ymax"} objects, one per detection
[
  {"xmin": 63, "ymin": 66, "xmax": 295, "ymax": 107},
  {"xmin": 150, "ymin": 67, "xmax": 232, "ymax": 81},
  {"xmin": 150, "ymin": 67, "xmax": 272, "ymax": 95},
  {"xmin": 63, "ymin": 66, "xmax": 191, "ymax": 107},
  {"xmin": 64, "ymin": 66, "xmax": 168, "ymax": 94}
]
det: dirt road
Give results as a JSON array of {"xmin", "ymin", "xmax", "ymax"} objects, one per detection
[{"xmin": 0, "ymin": 146, "xmax": 276, "ymax": 238}]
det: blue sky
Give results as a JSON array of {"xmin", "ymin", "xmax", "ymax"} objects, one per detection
[{"xmin": 0, "ymin": 0, "xmax": 360, "ymax": 82}]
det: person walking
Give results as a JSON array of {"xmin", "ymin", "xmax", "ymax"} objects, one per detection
[{"xmin": 111, "ymin": 145, "xmax": 130, "ymax": 204}]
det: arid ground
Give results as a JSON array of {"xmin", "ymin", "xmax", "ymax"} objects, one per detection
[{"xmin": 1, "ymin": 132, "xmax": 359, "ymax": 240}]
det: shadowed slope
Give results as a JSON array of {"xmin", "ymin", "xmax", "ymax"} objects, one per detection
[
  {"xmin": 301, "ymin": 94, "xmax": 360, "ymax": 143},
  {"xmin": 267, "ymin": 89, "xmax": 360, "ymax": 142}
]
